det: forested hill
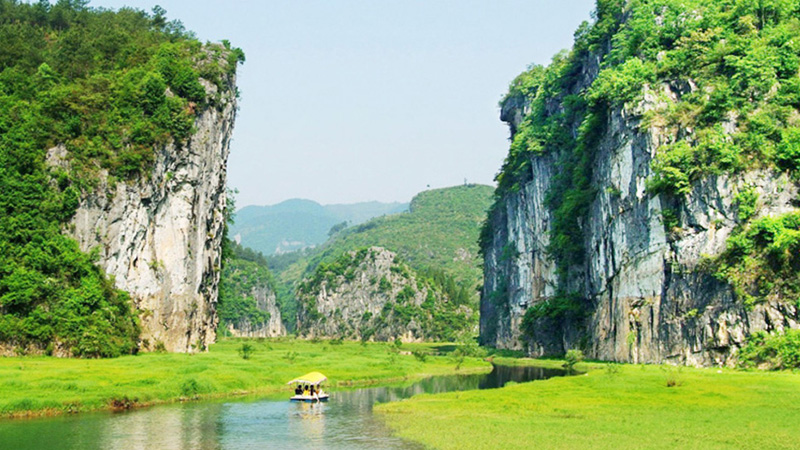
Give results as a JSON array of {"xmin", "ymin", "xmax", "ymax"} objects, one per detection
[
  {"xmin": 269, "ymin": 184, "xmax": 494, "ymax": 328},
  {"xmin": 284, "ymin": 185, "xmax": 492, "ymax": 294},
  {"xmin": 310, "ymin": 184, "xmax": 494, "ymax": 287},
  {"xmin": 0, "ymin": 1, "xmax": 243, "ymax": 357}
]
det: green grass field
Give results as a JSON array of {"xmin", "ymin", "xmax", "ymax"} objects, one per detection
[
  {"xmin": 0, "ymin": 338, "xmax": 489, "ymax": 418},
  {"xmin": 376, "ymin": 360, "xmax": 800, "ymax": 450}
]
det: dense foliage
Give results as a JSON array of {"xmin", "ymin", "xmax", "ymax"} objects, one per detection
[
  {"xmin": 0, "ymin": 1, "xmax": 242, "ymax": 356},
  {"xmin": 484, "ymin": 0, "xmax": 800, "ymax": 331},
  {"xmin": 739, "ymin": 329, "xmax": 800, "ymax": 370},
  {"xmin": 713, "ymin": 212, "xmax": 800, "ymax": 307},
  {"xmin": 297, "ymin": 248, "xmax": 473, "ymax": 342}
]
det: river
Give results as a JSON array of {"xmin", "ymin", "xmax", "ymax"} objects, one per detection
[{"xmin": 0, "ymin": 364, "xmax": 565, "ymax": 450}]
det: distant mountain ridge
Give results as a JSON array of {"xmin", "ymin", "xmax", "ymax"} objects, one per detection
[{"xmin": 231, "ymin": 199, "xmax": 408, "ymax": 255}]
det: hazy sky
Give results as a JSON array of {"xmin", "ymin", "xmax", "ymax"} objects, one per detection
[{"xmin": 94, "ymin": 0, "xmax": 596, "ymax": 207}]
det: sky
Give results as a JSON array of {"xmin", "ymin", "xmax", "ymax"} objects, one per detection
[{"xmin": 93, "ymin": 0, "xmax": 596, "ymax": 207}]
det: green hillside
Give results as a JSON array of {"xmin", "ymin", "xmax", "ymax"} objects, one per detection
[
  {"xmin": 309, "ymin": 184, "xmax": 494, "ymax": 287},
  {"xmin": 272, "ymin": 184, "xmax": 494, "ymax": 327},
  {"xmin": 231, "ymin": 199, "xmax": 408, "ymax": 256},
  {"xmin": 0, "ymin": 2, "xmax": 242, "ymax": 357}
]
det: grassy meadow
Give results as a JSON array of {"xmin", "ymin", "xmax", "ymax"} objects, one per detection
[
  {"xmin": 0, "ymin": 338, "xmax": 489, "ymax": 418},
  {"xmin": 376, "ymin": 360, "xmax": 800, "ymax": 450}
]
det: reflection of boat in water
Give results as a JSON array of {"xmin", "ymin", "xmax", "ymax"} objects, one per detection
[{"xmin": 287, "ymin": 371, "xmax": 330, "ymax": 402}]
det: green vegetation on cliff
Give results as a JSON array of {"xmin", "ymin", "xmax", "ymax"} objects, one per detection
[
  {"xmin": 296, "ymin": 247, "xmax": 474, "ymax": 341},
  {"xmin": 484, "ymin": 0, "xmax": 800, "ymax": 329},
  {"xmin": 714, "ymin": 212, "xmax": 800, "ymax": 308},
  {"xmin": 740, "ymin": 329, "xmax": 800, "ymax": 370},
  {"xmin": 0, "ymin": 1, "xmax": 243, "ymax": 356}
]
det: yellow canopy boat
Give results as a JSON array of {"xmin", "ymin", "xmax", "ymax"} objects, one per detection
[{"xmin": 287, "ymin": 372, "xmax": 330, "ymax": 402}]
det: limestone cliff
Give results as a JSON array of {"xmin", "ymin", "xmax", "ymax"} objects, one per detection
[
  {"xmin": 218, "ymin": 243, "xmax": 287, "ymax": 339},
  {"xmin": 65, "ymin": 71, "xmax": 237, "ymax": 353},
  {"xmin": 224, "ymin": 284, "xmax": 286, "ymax": 338},
  {"xmin": 297, "ymin": 247, "xmax": 472, "ymax": 342},
  {"xmin": 481, "ymin": 1, "xmax": 800, "ymax": 366}
]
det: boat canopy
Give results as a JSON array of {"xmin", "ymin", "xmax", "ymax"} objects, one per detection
[{"xmin": 287, "ymin": 371, "xmax": 327, "ymax": 385}]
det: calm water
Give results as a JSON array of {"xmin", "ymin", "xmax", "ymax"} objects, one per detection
[{"xmin": 0, "ymin": 364, "xmax": 565, "ymax": 450}]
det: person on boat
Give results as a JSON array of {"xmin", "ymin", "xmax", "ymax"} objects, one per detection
[
  {"xmin": 294, "ymin": 385, "xmax": 302, "ymax": 396},
  {"xmin": 303, "ymin": 385, "xmax": 310, "ymax": 396}
]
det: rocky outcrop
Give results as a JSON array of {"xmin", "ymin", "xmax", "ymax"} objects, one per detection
[
  {"xmin": 297, "ymin": 247, "xmax": 471, "ymax": 342},
  {"xmin": 64, "ymin": 75, "xmax": 237, "ymax": 353},
  {"xmin": 482, "ymin": 67, "xmax": 800, "ymax": 367},
  {"xmin": 225, "ymin": 285, "xmax": 286, "ymax": 338}
]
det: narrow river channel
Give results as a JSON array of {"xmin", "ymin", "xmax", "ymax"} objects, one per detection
[{"xmin": 0, "ymin": 364, "xmax": 565, "ymax": 450}]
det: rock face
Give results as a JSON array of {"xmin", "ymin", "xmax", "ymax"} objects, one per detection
[
  {"xmin": 225, "ymin": 285, "xmax": 286, "ymax": 338},
  {"xmin": 66, "ymin": 78, "xmax": 237, "ymax": 353},
  {"xmin": 482, "ymin": 64, "xmax": 800, "ymax": 367},
  {"xmin": 297, "ymin": 247, "xmax": 468, "ymax": 342}
]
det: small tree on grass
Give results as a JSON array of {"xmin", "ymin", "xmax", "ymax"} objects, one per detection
[
  {"xmin": 238, "ymin": 343, "xmax": 254, "ymax": 360},
  {"xmin": 563, "ymin": 349, "xmax": 584, "ymax": 372}
]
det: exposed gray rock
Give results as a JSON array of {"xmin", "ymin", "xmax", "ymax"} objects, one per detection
[
  {"xmin": 297, "ymin": 247, "xmax": 471, "ymax": 342},
  {"xmin": 482, "ymin": 78, "xmax": 800, "ymax": 367},
  {"xmin": 225, "ymin": 285, "xmax": 286, "ymax": 338},
  {"xmin": 65, "ymin": 76, "xmax": 237, "ymax": 353}
]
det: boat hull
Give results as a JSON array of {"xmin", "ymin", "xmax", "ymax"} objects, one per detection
[{"xmin": 290, "ymin": 394, "xmax": 330, "ymax": 402}]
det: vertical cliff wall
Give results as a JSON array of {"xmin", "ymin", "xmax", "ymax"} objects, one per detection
[
  {"xmin": 481, "ymin": 1, "xmax": 800, "ymax": 366},
  {"xmin": 224, "ymin": 284, "xmax": 286, "ymax": 338},
  {"xmin": 67, "ymin": 77, "xmax": 237, "ymax": 353}
]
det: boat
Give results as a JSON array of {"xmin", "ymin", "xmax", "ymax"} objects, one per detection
[{"xmin": 287, "ymin": 371, "xmax": 330, "ymax": 402}]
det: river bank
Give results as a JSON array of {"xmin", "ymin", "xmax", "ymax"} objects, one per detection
[
  {"xmin": 376, "ymin": 359, "xmax": 800, "ymax": 449},
  {"xmin": 0, "ymin": 338, "xmax": 490, "ymax": 419}
]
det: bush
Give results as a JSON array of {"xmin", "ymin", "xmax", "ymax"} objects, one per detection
[
  {"xmin": 238, "ymin": 343, "xmax": 254, "ymax": 360},
  {"xmin": 412, "ymin": 350, "xmax": 428, "ymax": 362},
  {"xmin": 739, "ymin": 330, "xmax": 800, "ymax": 370},
  {"xmin": 180, "ymin": 378, "xmax": 200, "ymax": 398},
  {"xmin": 283, "ymin": 351, "xmax": 298, "ymax": 364},
  {"xmin": 714, "ymin": 212, "xmax": 800, "ymax": 307},
  {"xmin": 662, "ymin": 365, "xmax": 683, "ymax": 388},
  {"xmin": 563, "ymin": 349, "xmax": 585, "ymax": 372}
]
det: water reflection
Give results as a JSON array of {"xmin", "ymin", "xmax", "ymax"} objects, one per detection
[
  {"xmin": 101, "ymin": 403, "xmax": 223, "ymax": 450},
  {"xmin": 0, "ymin": 365, "xmax": 565, "ymax": 450},
  {"xmin": 0, "ymin": 403, "xmax": 225, "ymax": 450}
]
